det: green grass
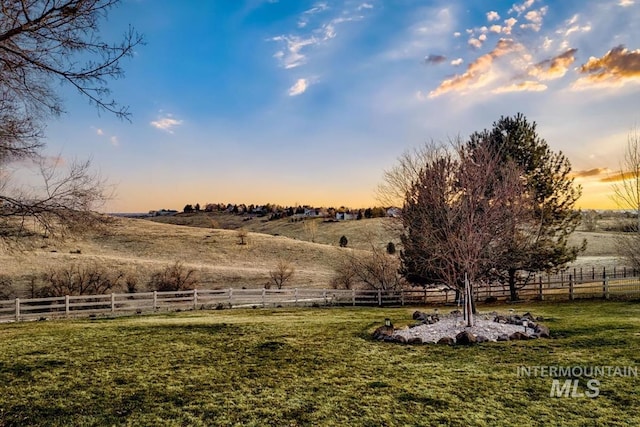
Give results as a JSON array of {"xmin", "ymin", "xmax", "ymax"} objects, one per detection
[{"xmin": 0, "ymin": 301, "xmax": 639, "ymax": 426}]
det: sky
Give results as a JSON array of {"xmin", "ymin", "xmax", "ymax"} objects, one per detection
[{"xmin": 37, "ymin": 0, "xmax": 640, "ymax": 212}]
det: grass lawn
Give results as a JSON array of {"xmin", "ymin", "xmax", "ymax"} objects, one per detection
[{"xmin": 0, "ymin": 301, "xmax": 638, "ymax": 426}]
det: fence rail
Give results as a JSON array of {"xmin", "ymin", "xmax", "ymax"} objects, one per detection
[{"xmin": 1, "ymin": 276, "xmax": 640, "ymax": 322}]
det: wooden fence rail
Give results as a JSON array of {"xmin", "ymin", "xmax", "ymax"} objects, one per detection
[{"xmin": 1, "ymin": 276, "xmax": 639, "ymax": 322}]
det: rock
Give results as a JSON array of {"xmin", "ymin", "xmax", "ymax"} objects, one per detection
[
  {"xmin": 476, "ymin": 335, "xmax": 489, "ymax": 343},
  {"xmin": 412, "ymin": 311, "xmax": 426, "ymax": 321},
  {"xmin": 437, "ymin": 337, "xmax": 455, "ymax": 346},
  {"xmin": 535, "ymin": 316, "xmax": 545, "ymax": 321},
  {"xmin": 509, "ymin": 331, "xmax": 530, "ymax": 340},
  {"xmin": 455, "ymin": 331, "xmax": 477, "ymax": 345},
  {"xmin": 497, "ymin": 334, "xmax": 510, "ymax": 342},
  {"xmin": 394, "ymin": 335, "xmax": 407, "ymax": 344},
  {"xmin": 383, "ymin": 336, "xmax": 396, "ymax": 343},
  {"xmin": 372, "ymin": 325, "xmax": 395, "ymax": 340},
  {"xmin": 407, "ymin": 337, "xmax": 423, "ymax": 345},
  {"xmin": 522, "ymin": 312, "xmax": 535, "ymax": 322},
  {"xmin": 534, "ymin": 324, "xmax": 550, "ymax": 338},
  {"xmin": 494, "ymin": 315, "xmax": 509, "ymax": 324},
  {"xmin": 450, "ymin": 309, "xmax": 462, "ymax": 316},
  {"xmin": 484, "ymin": 296, "xmax": 498, "ymax": 303}
]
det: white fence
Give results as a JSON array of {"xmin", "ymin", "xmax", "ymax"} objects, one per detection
[{"xmin": 1, "ymin": 277, "xmax": 640, "ymax": 322}]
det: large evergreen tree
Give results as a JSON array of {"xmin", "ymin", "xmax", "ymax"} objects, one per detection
[{"xmin": 467, "ymin": 113, "xmax": 584, "ymax": 300}]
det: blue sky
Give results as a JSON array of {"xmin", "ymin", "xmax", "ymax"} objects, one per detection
[{"xmin": 41, "ymin": 0, "xmax": 640, "ymax": 212}]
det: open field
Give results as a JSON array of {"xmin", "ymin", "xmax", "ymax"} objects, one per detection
[
  {"xmin": 0, "ymin": 301, "xmax": 638, "ymax": 426},
  {"xmin": 0, "ymin": 213, "xmax": 631, "ymax": 295}
]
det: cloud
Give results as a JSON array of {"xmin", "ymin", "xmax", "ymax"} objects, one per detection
[
  {"xmin": 573, "ymin": 45, "xmax": 640, "ymax": 89},
  {"xmin": 451, "ymin": 58, "xmax": 464, "ymax": 66},
  {"xmin": 487, "ymin": 11, "xmax": 500, "ymax": 22},
  {"xmin": 557, "ymin": 14, "xmax": 592, "ymax": 38},
  {"xmin": 528, "ymin": 48, "xmax": 577, "ymax": 80},
  {"xmin": 503, "ymin": 17, "xmax": 518, "ymax": 34},
  {"xmin": 273, "ymin": 4, "xmax": 370, "ymax": 68},
  {"xmin": 520, "ymin": 6, "xmax": 548, "ymax": 31},
  {"xmin": 453, "ymin": 31, "xmax": 461, "ymax": 37},
  {"xmin": 509, "ymin": 0, "xmax": 535, "ymax": 16},
  {"xmin": 150, "ymin": 115, "xmax": 184, "ymax": 133},
  {"xmin": 570, "ymin": 168, "xmax": 611, "ymax": 179},
  {"xmin": 288, "ymin": 78, "xmax": 309, "ymax": 96},
  {"xmin": 96, "ymin": 128, "xmax": 104, "ymax": 136},
  {"xmin": 492, "ymin": 80, "xmax": 547, "ymax": 93},
  {"xmin": 110, "ymin": 136, "xmax": 119, "ymax": 147},
  {"xmin": 429, "ymin": 39, "xmax": 524, "ymax": 98},
  {"xmin": 468, "ymin": 38, "xmax": 483, "ymax": 49},
  {"xmin": 619, "ymin": 0, "xmax": 634, "ymax": 6},
  {"xmin": 600, "ymin": 171, "xmax": 635, "ymax": 183},
  {"xmin": 298, "ymin": 1, "xmax": 329, "ymax": 27},
  {"xmin": 271, "ymin": 35, "xmax": 318, "ymax": 69},
  {"xmin": 489, "ymin": 24, "xmax": 502, "ymax": 33},
  {"xmin": 424, "ymin": 54, "xmax": 447, "ymax": 65}
]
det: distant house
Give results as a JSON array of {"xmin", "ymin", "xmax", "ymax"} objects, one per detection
[
  {"xmin": 304, "ymin": 208, "xmax": 326, "ymax": 218},
  {"xmin": 336, "ymin": 212, "xmax": 356, "ymax": 221}
]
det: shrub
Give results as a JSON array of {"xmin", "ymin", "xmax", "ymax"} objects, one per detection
[
  {"xmin": 39, "ymin": 263, "xmax": 124, "ymax": 297},
  {"xmin": 339, "ymin": 235, "xmax": 348, "ymax": 247},
  {"xmin": 0, "ymin": 275, "xmax": 15, "ymax": 300},
  {"xmin": 268, "ymin": 260, "xmax": 295, "ymax": 289},
  {"xmin": 387, "ymin": 242, "xmax": 396, "ymax": 255},
  {"xmin": 148, "ymin": 261, "xmax": 198, "ymax": 291}
]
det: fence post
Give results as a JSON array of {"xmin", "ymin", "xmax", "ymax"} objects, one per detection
[
  {"xmin": 401, "ymin": 289, "xmax": 405, "ymax": 306},
  {"xmin": 65, "ymin": 295, "xmax": 70, "ymax": 317},
  {"xmin": 193, "ymin": 289, "xmax": 198, "ymax": 310},
  {"xmin": 539, "ymin": 277, "xmax": 544, "ymax": 301},
  {"xmin": 111, "ymin": 293, "xmax": 115, "ymax": 313},
  {"xmin": 15, "ymin": 298, "xmax": 20, "ymax": 322},
  {"xmin": 569, "ymin": 274, "xmax": 574, "ymax": 301},
  {"xmin": 323, "ymin": 290, "xmax": 327, "ymax": 306},
  {"xmin": 603, "ymin": 277, "xmax": 609, "ymax": 300},
  {"xmin": 352, "ymin": 288, "xmax": 356, "ymax": 306},
  {"xmin": 262, "ymin": 288, "xmax": 266, "ymax": 308},
  {"xmin": 153, "ymin": 291, "xmax": 157, "ymax": 311},
  {"xmin": 377, "ymin": 289, "xmax": 382, "ymax": 306},
  {"xmin": 295, "ymin": 288, "xmax": 298, "ymax": 306},
  {"xmin": 229, "ymin": 288, "xmax": 233, "ymax": 307}
]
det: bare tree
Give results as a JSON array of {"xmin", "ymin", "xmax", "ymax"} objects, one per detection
[
  {"xmin": 394, "ymin": 141, "xmax": 527, "ymax": 326},
  {"xmin": 332, "ymin": 239, "xmax": 405, "ymax": 292},
  {"xmin": 268, "ymin": 260, "xmax": 295, "ymax": 289},
  {"xmin": 236, "ymin": 228, "xmax": 248, "ymax": 245},
  {"xmin": 303, "ymin": 219, "xmax": 318, "ymax": 243},
  {"xmin": 611, "ymin": 129, "xmax": 640, "ymax": 231},
  {"xmin": 148, "ymin": 261, "xmax": 198, "ymax": 292},
  {"xmin": 39, "ymin": 262, "xmax": 125, "ymax": 296},
  {"xmin": 0, "ymin": 0, "xmax": 142, "ymax": 241},
  {"xmin": 611, "ymin": 129, "xmax": 640, "ymax": 267}
]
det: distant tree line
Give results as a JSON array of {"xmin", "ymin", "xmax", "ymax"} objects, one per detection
[{"xmin": 179, "ymin": 202, "xmax": 391, "ymax": 220}]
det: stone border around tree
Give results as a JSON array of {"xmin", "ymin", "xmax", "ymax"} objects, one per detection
[{"xmin": 372, "ymin": 310, "xmax": 550, "ymax": 345}]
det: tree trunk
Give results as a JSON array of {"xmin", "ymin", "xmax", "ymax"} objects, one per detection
[
  {"xmin": 464, "ymin": 273, "xmax": 474, "ymax": 327},
  {"xmin": 508, "ymin": 268, "xmax": 519, "ymax": 301}
]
